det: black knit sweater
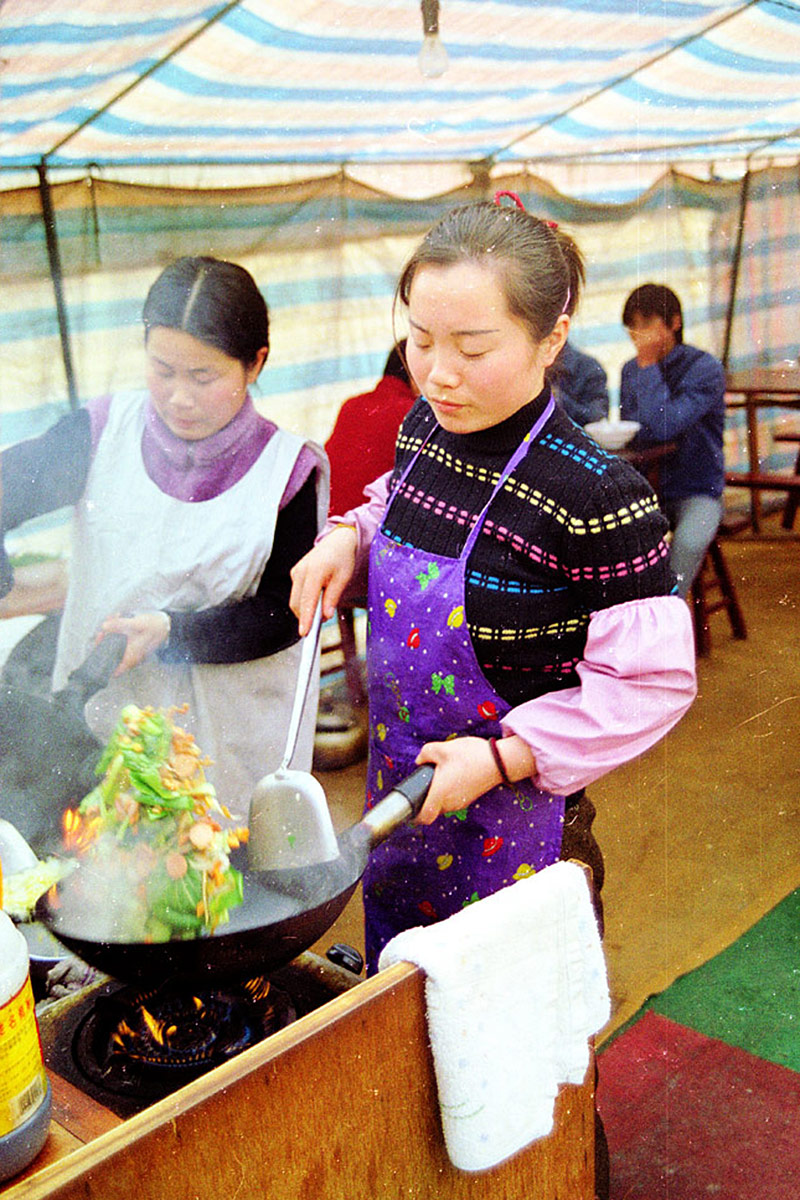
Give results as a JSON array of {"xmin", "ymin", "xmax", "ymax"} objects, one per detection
[{"xmin": 384, "ymin": 389, "xmax": 676, "ymax": 708}]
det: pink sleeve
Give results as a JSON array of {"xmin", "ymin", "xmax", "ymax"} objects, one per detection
[
  {"xmin": 502, "ymin": 595, "xmax": 697, "ymax": 795},
  {"xmin": 317, "ymin": 470, "xmax": 390, "ymax": 599}
]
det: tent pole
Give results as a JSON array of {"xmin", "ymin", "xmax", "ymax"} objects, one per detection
[
  {"xmin": 37, "ymin": 160, "xmax": 78, "ymax": 410},
  {"xmin": 44, "ymin": 1, "xmax": 243, "ymax": 161},
  {"xmin": 721, "ymin": 167, "xmax": 751, "ymax": 368}
]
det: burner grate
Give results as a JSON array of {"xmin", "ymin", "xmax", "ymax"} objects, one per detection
[
  {"xmin": 63, "ymin": 977, "xmax": 295, "ymax": 1110},
  {"xmin": 37, "ymin": 954, "xmax": 359, "ymax": 1120},
  {"xmin": 103, "ymin": 990, "xmax": 252, "ymax": 1068}
]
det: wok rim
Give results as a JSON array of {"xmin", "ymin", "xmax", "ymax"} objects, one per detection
[{"xmin": 32, "ymin": 839, "xmax": 365, "ymax": 983}]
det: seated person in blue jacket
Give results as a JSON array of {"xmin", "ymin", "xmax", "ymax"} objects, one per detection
[
  {"xmin": 546, "ymin": 258, "xmax": 609, "ymax": 427},
  {"xmin": 620, "ymin": 283, "xmax": 725, "ymax": 598},
  {"xmin": 548, "ymin": 339, "xmax": 610, "ymax": 426}
]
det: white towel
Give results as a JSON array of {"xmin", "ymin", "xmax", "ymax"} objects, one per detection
[{"xmin": 378, "ymin": 860, "xmax": 610, "ymax": 1173}]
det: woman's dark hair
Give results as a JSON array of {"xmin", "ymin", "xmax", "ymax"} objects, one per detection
[
  {"xmin": 395, "ymin": 202, "xmax": 585, "ymax": 344},
  {"xmin": 622, "ymin": 283, "xmax": 684, "ymax": 344},
  {"xmin": 383, "ymin": 339, "xmax": 411, "ymax": 385},
  {"xmin": 142, "ymin": 256, "xmax": 270, "ymax": 368}
]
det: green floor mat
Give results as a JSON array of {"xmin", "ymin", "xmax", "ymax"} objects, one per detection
[{"xmin": 644, "ymin": 887, "xmax": 800, "ymax": 1071}]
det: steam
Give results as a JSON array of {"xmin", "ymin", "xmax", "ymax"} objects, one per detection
[{"xmin": 52, "ymin": 832, "xmax": 153, "ymax": 943}]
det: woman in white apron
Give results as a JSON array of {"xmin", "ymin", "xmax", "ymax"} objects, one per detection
[{"xmin": 0, "ymin": 257, "xmax": 328, "ymax": 811}]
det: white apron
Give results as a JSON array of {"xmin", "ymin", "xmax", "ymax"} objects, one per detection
[{"xmin": 53, "ymin": 390, "xmax": 329, "ymax": 812}]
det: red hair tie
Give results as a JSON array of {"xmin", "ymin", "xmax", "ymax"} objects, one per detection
[
  {"xmin": 494, "ymin": 189, "xmax": 526, "ymax": 211},
  {"xmin": 546, "ymin": 219, "xmax": 559, "ymax": 229}
]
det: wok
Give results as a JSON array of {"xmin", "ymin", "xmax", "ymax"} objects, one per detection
[
  {"xmin": 35, "ymin": 764, "xmax": 434, "ymax": 984},
  {"xmin": 0, "ymin": 634, "xmax": 127, "ymax": 974}
]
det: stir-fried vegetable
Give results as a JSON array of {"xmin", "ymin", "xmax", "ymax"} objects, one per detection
[
  {"xmin": 74, "ymin": 704, "xmax": 248, "ymax": 942},
  {"xmin": 2, "ymin": 857, "xmax": 75, "ymax": 921}
]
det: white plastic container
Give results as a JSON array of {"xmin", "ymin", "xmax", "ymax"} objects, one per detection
[{"xmin": 0, "ymin": 910, "xmax": 52, "ymax": 1182}]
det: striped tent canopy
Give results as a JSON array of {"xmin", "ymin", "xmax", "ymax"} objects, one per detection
[
  {"xmin": 2, "ymin": 0, "xmax": 799, "ymax": 557},
  {"xmin": 3, "ymin": 0, "xmax": 800, "ymax": 185}
]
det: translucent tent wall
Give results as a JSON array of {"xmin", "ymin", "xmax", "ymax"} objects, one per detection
[{"xmin": 2, "ymin": 163, "xmax": 798, "ymax": 510}]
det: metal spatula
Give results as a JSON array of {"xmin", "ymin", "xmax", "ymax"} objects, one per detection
[{"xmin": 247, "ymin": 600, "xmax": 340, "ymax": 870}]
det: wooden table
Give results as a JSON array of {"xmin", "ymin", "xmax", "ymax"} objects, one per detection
[{"xmin": 725, "ymin": 368, "xmax": 800, "ymax": 531}]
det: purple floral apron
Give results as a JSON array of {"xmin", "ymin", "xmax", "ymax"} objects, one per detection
[{"xmin": 363, "ymin": 398, "xmax": 565, "ymax": 971}]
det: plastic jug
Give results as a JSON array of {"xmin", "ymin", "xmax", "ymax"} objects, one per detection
[{"xmin": 0, "ymin": 908, "xmax": 52, "ymax": 1182}]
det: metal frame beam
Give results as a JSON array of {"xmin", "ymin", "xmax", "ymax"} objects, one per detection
[{"xmin": 36, "ymin": 162, "xmax": 78, "ymax": 410}]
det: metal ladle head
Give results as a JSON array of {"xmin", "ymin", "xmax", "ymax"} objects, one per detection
[{"xmin": 247, "ymin": 600, "xmax": 340, "ymax": 871}]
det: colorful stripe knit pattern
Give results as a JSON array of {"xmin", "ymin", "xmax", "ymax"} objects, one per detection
[{"xmin": 384, "ymin": 391, "xmax": 675, "ymax": 707}]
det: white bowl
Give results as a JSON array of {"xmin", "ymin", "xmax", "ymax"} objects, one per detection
[{"xmin": 583, "ymin": 419, "xmax": 641, "ymax": 451}]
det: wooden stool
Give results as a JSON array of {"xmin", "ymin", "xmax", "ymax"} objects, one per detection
[
  {"xmin": 319, "ymin": 604, "xmax": 367, "ymax": 709},
  {"xmin": 690, "ymin": 537, "xmax": 747, "ymax": 656}
]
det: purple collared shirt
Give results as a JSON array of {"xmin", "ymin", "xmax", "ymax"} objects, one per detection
[{"xmin": 88, "ymin": 392, "xmax": 313, "ymax": 505}]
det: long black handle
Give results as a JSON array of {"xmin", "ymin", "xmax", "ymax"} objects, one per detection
[
  {"xmin": 359, "ymin": 763, "xmax": 435, "ymax": 849},
  {"xmin": 389, "ymin": 763, "xmax": 435, "ymax": 817},
  {"xmin": 55, "ymin": 633, "xmax": 128, "ymax": 707}
]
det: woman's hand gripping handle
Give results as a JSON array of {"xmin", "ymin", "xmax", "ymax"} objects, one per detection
[{"xmin": 290, "ymin": 525, "xmax": 359, "ymax": 637}]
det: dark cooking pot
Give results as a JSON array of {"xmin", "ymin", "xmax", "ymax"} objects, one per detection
[
  {"xmin": 35, "ymin": 765, "xmax": 434, "ymax": 985},
  {"xmin": 0, "ymin": 633, "xmax": 127, "ymax": 975}
]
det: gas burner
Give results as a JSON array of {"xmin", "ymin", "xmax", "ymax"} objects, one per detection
[{"xmin": 64, "ymin": 977, "xmax": 295, "ymax": 1112}]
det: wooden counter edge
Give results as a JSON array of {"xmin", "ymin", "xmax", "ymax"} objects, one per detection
[
  {"xmin": 1, "ymin": 961, "xmax": 422, "ymax": 1198},
  {"xmin": 5, "ymin": 958, "xmax": 597, "ymax": 1200}
]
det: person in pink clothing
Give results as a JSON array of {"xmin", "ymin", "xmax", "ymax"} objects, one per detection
[{"xmin": 292, "ymin": 197, "xmax": 696, "ymax": 1199}]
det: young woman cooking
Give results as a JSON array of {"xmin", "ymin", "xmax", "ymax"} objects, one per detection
[
  {"xmin": 290, "ymin": 197, "xmax": 697, "ymax": 972},
  {"xmin": 0, "ymin": 256, "xmax": 328, "ymax": 804}
]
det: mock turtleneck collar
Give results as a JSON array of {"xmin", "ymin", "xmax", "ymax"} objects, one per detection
[
  {"xmin": 436, "ymin": 384, "xmax": 553, "ymax": 455},
  {"xmin": 143, "ymin": 393, "xmax": 261, "ymax": 470}
]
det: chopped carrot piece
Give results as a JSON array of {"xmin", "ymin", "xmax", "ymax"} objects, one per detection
[{"xmin": 172, "ymin": 753, "xmax": 198, "ymax": 780}]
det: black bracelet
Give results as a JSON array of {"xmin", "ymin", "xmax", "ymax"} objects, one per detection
[{"xmin": 488, "ymin": 736, "xmax": 512, "ymax": 787}]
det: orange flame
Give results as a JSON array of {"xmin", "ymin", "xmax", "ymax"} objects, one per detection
[
  {"xmin": 111, "ymin": 1020, "xmax": 137, "ymax": 1049},
  {"xmin": 61, "ymin": 807, "xmax": 102, "ymax": 855},
  {"xmin": 244, "ymin": 977, "xmax": 271, "ymax": 1004},
  {"xmin": 140, "ymin": 1006, "xmax": 178, "ymax": 1045}
]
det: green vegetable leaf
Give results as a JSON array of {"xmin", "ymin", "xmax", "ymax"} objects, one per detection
[{"xmin": 147, "ymin": 863, "xmax": 205, "ymax": 935}]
